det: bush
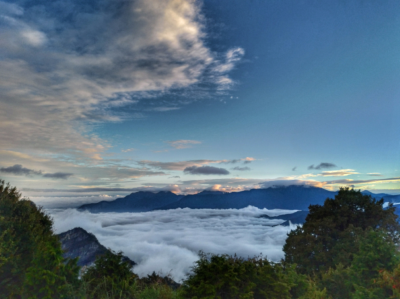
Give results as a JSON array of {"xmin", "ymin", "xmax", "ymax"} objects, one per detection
[
  {"xmin": 182, "ymin": 252, "xmax": 297, "ymax": 299},
  {"xmin": 0, "ymin": 180, "xmax": 80, "ymax": 298}
]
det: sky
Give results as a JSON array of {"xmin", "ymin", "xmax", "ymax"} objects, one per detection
[{"xmin": 1, "ymin": 0, "xmax": 400, "ymax": 206}]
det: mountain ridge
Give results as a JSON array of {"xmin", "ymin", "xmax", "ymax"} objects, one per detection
[{"xmin": 77, "ymin": 185, "xmax": 400, "ymax": 214}]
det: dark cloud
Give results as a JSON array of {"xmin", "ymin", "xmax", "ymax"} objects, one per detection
[
  {"xmin": 292, "ymin": 167, "xmax": 297, "ymax": 171},
  {"xmin": 220, "ymin": 159, "xmax": 241, "ymax": 164},
  {"xmin": 308, "ymin": 163, "xmax": 337, "ymax": 170},
  {"xmin": 0, "ymin": 164, "xmax": 74, "ymax": 180},
  {"xmin": 184, "ymin": 166, "xmax": 230, "ymax": 175},
  {"xmin": 42, "ymin": 172, "xmax": 73, "ymax": 180},
  {"xmin": 244, "ymin": 160, "xmax": 252, "ymax": 164},
  {"xmin": 169, "ymin": 176, "xmax": 180, "ymax": 179},
  {"xmin": 0, "ymin": 164, "xmax": 42, "ymax": 176},
  {"xmin": 233, "ymin": 166, "xmax": 250, "ymax": 171}
]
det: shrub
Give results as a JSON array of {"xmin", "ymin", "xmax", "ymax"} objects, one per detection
[
  {"xmin": 182, "ymin": 252, "xmax": 295, "ymax": 299},
  {"xmin": 0, "ymin": 180, "xmax": 80, "ymax": 298}
]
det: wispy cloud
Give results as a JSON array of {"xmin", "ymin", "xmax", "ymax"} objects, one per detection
[
  {"xmin": 308, "ymin": 163, "xmax": 337, "ymax": 170},
  {"xmin": 319, "ymin": 169, "xmax": 359, "ymax": 177},
  {"xmin": 368, "ymin": 173, "xmax": 383, "ymax": 177},
  {"xmin": 0, "ymin": 0, "xmax": 244, "ymax": 161},
  {"xmin": 42, "ymin": 172, "xmax": 74, "ymax": 180},
  {"xmin": 233, "ymin": 166, "xmax": 251, "ymax": 171},
  {"xmin": 121, "ymin": 148, "xmax": 136, "ymax": 153},
  {"xmin": 184, "ymin": 166, "xmax": 230, "ymax": 175},
  {"xmin": 138, "ymin": 158, "xmax": 254, "ymax": 171},
  {"xmin": 0, "ymin": 164, "xmax": 73, "ymax": 180},
  {"xmin": 0, "ymin": 164, "xmax": 42, "ymax": 176},
  {"xmin": 167, "ymin": 140, "xmax": 201, "ymax": 149}
]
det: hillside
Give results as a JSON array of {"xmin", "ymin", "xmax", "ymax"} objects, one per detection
[{"xmin": 58, "ymin": 227, "xmax": 136, "ymax": 267}]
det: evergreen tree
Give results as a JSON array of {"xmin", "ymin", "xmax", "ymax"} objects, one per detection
[
  {"xmin": 182, "ymin": 252, "xmax": 296, "ymax": 299},
  {"xmin": 283, "ymin": 188, "xmax": 400, "ymax": 276},
  {"xmin": 81, "ymin": 250, "xmax": 138, "ymax": 298},
  {"xmin": 0, "ymin": 180, "xmax": 79, "ymax": 298}
]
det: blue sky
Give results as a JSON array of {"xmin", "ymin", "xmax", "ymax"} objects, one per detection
[{"xmin": 0, "ymin": 0, "xmax": 399, "ymax": 204}]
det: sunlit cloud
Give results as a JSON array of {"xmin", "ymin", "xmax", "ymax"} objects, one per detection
[
  {"xmin": 0, "ymin": 0, "xmax": 244, "ymax": 162},
  {"xmin": 319, "ymin": 169, "xmax": 359, "ymax": 177}
]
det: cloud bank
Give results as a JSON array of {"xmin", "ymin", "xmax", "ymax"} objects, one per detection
[{"xmin": 50, "ymin": 207, "xmax": 298, "ymax": 281}]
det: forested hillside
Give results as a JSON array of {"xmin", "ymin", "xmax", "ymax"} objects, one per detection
[{"xmin": 2, "ymin": 180, "xmax": 400, "ymax": 298}]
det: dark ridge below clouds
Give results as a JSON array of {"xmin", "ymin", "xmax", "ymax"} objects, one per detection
[
  {"xmin": 184, "ymin": 165, "xmax": 230, "ymax": 175},
  {"xmin": 308, "ymin": 162, "xmax": 337, "ymax": 170}
]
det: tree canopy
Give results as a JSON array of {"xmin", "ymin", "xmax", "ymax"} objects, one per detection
[
  {"xmin": 0, "ymin": 180, "xmax": 80, "ymax": 298},
  {"xmin": 283, "ymin": 188, "xmax": 400, "ymax": 276}
]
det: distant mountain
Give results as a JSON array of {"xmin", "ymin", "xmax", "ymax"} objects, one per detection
[
  {"xmin": 78, "ymin": 191, "xmax": 183, "ymax": 213},
  {"xmin": 77, "ymin": 186, "xmax": 399, "ymax": 214},
  {"xmin": 259, "ymin": 210, "xmax": 309, "ymax": 225},
  {"xmin": 156, "ymin": 186, "xmax": 337, "ymax": 211},
  {"xmin": 58, "ymin": 227, "xmax": 136, "ymax": 267},
  {"xmin": 361, "ymin": 190, "xmax": 400, "ymax": 203}
]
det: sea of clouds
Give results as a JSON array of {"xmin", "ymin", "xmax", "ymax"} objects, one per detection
[{"xmin": 49, "ymin": 207, "xmax": 299, "ymax": 282}]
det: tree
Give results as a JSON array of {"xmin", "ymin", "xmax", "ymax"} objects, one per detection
[
  {"xmin": 0, "ymin": 180, "xmax": 79, "ymax": 298},
  {"xmin": 182, "ymin": 252, "xmax": 295, "ymax": 299},
  {"xmin": 81, "ymin": 250, "xmax": 138, "ymax": 298},
  {"xmin": 283, "ymin": 188, "xmax": 400, "ymax": 276}
]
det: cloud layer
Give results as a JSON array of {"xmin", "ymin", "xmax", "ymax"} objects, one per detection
[{"xmin": 50, "ymin": 207, "xmax": 298, "ymax": 281}]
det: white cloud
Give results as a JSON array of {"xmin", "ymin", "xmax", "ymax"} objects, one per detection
[
  {"xmin": 0, "ymin": 0, "xmax": 244, "ymax": 161},
  {"xmin": 50, "ymin": 207, "xmax": 298, "ymax": 282},
  {"xmin": 319, "ymin": 169, "xmax": 359, "ymax": 177}
]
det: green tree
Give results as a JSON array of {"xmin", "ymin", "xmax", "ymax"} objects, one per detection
[
  {"xmin": 0, "ymin": 180, "xmax": 79, "ymax": 298},
  {"xmin": 81, "ymin": 250, "xmax": 138, "ymax": 298},
  {"xmin": 283, "ymin": 188, "xmax": 400, "ymax": 276},
  {"xmin": 312, "ymin": 227, "xmax": 399, "ymax": 298},
  {"xmin": 182, "ymin": 252, "xmax": 295, "ymax": 299}
]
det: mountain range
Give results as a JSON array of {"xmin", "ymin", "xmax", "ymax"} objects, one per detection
[{"xmin": 77, "ymin": 185, "xmax": 400, "ymax": 214}]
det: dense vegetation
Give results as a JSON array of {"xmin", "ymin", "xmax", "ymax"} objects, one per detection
[{"xmin": 1, "ymin": 180, "xmax": 400, "ymax": 298}]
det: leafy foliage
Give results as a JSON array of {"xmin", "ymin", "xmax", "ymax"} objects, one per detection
[
  {"xmin": 0, "ymin": 180, "xmax": 80, "ymax": 298},
  {"xmin": 81, "ymin": 250, "xmax": 138, "ymax": 298},
  {"xmin": 283, "ymin": 188, "xmax": 400, "ymax": 276},
  {"xmin": 182, "ymin": 252, "xmax": 297, "ymax": 299}
]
